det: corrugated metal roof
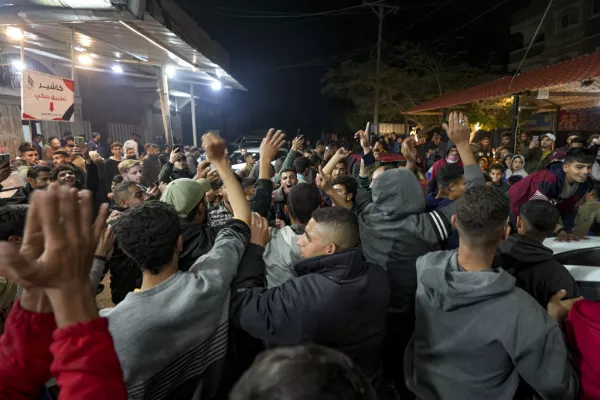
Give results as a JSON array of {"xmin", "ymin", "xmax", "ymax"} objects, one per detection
[{"xmin": 404, "ymin": 52, "xmax": 600, "ymax": 113}]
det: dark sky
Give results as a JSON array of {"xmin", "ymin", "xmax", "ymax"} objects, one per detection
[{"xmin": 177, "ymin": 0, "xmax": 528, "ymax": 137}]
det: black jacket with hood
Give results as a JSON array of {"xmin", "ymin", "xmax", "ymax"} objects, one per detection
[
  {"xmin": 493, "ymin": 234, "xmax": 580, "ymax": 307},
  {"xmin": 230, "ymin": 246, "xmax": 390, "ymax": 391}
]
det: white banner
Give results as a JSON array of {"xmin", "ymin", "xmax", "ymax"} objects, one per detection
[{"xmin": 21, "ymin": 70, "xmax": 75, "ymax": 122}]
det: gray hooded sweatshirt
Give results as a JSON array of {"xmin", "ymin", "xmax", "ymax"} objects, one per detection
[{"xmin": 404, "ymin": 250, "xmax": 579, "ymax": 400}]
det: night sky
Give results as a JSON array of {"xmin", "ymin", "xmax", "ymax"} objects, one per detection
[{"xmin": 177, "ymin": 0, "xmax": 527, "ymax": 139}]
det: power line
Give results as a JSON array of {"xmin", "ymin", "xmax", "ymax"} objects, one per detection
[
  {"xmin": 507, "ymin": 0, "xmax": 553, "ymax": 92},
  {"xmin": 431, "ymin": 0, "xmax": 514, "ymax": 44},
  {"xmin": 392, "ymin": 0, "xmax": 454, "ymax": 38},
  {"xmin": 187, "ymin": 1, "xmax": 385, "ymax": 19}
]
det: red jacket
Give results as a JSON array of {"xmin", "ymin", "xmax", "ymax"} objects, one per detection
[
  {"xmin": 566, "ymin": 300, "xmax": 600, "ymax": 400},
  {"xmin": 0, "ymin": 300, "xmax": 127, "ymax": 400},
  {"xmin": 508, "ymin": 161, "xmax": 591, "ymax": 232}
]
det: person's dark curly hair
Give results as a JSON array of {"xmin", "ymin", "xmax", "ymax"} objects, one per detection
[
  {"xmin": 111, "ymin": 200, "xmax": 181, "ymax": 274},
  {"xmin": 456, "ymin": 185, "xmax": 509, "ymax": 246},
  {"xmin": 0, "ymin": 205, "xmax": 28, "ymax": 241},
  {"xmin": 50, "ymin": 163, "xmax": 78, "ymax": 182},
  {"xmin": 332, "ymin": 175, "xmax": 358, "ymax": 200}
]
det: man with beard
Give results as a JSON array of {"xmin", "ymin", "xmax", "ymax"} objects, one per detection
[
  {"xmin": 522, "ymin": 133, "xmax": 556, "ymax": 173},
  {"xmin": 52, "ymin": 150, "xmax": 70, "ymax": 167},
  {"xmin": 43, "ymin": 136, "xmax": 61, "ymax": 162},
  {"xmin": 118, "ymin": 160, "xmax": 143, "ymax": 186},
  {"xmin": 270, "ymin": 168, "xmax": 298, "ymax": 227},
  {"xmin": 125, "ymin": 147, "xmax": 137, "ymax": 160},
  {"xmin": 142, "ymin": 144, "xmax": 161, "ymax": 187}
]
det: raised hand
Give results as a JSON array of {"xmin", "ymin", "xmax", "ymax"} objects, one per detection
[
  {"xmin": 335, "ymin": 147, "xmax": 349, "ymax": 160},
  {"xmin": 291, "ymin": 135, "xmax": 305, "ymax": 152},
  {"xmin": 443, "ymin": 112, "xmax": 471, "ymax": 146},
  {"xmin": 169, "ymin": 148, "xmax": 181, "ymax": 164},
  {"xmin": 203, "ymin": 133, "xmax": 227, "ymax": 163},
  {"xmin": 401, "ymin": 136, "xmax": 417, "ymax": 163},
  {"xmin": 196, "ymin": 160, "xmax": 212, "ymax": 180},
  {"xmin": 354, "ymin": 122, "xmax": 371, "ymax": 151},
  {"xmin": 95, "ymin": 225, "xmax": 116, "ymax": 260},
  {"xmin": 316, "ymin": 165, "xmax": 333, "ymax": 191},
  {"xmin": 260, "ymin": 129, "xmax": 286, "ymax": 161},
  {"xmin": 0, "ymin": 184, "xmax": 108, "ymax": 292}
]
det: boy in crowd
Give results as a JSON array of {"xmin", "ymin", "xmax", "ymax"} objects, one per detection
[
  {"xmin": 263, "ymin": 182, "xmax": 320, "ymax": 288},
  {"xmin": 494, "ymin": 200, "xmax": 580, "ymax": 307},
  {"xmin": 522, "ymin": 133, "xmax": 556, "ymax": 173},
  {"xmin": 102, "ymin": 133, "xmax": 252, "ymax": 399},
  {"xmin": 105, "ymin": 142, "xmax": 123, "ymax": 188},
  {"xmin": 509, "ymin": 148, "xmax": 594, "ymax": 241},
  {"xmin": 489, "ymin": 163, "xmax": 510, "ymax": 192},
  {"xmin": 119, "ymin": 159, "xmax": 143, "ymax": 186},
  {"xmin": 405, "ymin": 185, "xmax": 579, "ymax": 400},
  {"xmin": 425, "ymin": 163, "xmax": 465, "ymax": 212}
]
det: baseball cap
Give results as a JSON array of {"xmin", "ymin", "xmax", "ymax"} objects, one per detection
[
  {"xmin": 160, "ymin": 178, "xmax": 210, "ymax": 218},
  {"xmin": 541, "ymin": 133, "xmax": 556, "ymax": 142}
]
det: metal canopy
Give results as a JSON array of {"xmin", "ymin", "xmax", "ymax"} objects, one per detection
[{"xmin": 0, "ymin": 1, "xmax": 246, "ymax": 91}]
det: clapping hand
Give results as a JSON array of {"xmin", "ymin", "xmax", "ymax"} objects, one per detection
[{"xmin": 0, "ymin": 184, "xmax": 108, "ymax": 293}]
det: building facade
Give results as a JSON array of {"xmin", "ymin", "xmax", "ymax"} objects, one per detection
[{"xmin": 509, "ymin": 0, "xmax": 600, "ymax": 71}]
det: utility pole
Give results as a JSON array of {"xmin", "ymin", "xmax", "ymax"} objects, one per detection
[{"xmin": 369, "ymin": 2, "xmax": 398, "ymax": 137}]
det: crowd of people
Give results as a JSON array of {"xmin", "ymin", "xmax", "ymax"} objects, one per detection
[{"xmin": 0, "ymin": 111, "xmax": 599, "ymax": 400}]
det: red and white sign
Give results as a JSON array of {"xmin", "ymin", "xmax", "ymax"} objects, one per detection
[{"xmin": 21, "ymin": 70, "xmax": 74, "ymax": 122}]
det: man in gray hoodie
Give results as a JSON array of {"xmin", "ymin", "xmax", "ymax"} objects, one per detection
[
  {"xmin": 358, "ymin": 112, "xmax": 484, "ymax": 395},
  {"xmin": 405, "ymin": 185, "xmax": 579, "ymax": 400}
]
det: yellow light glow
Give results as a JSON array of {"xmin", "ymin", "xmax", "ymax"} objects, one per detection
[
  {"xmin": 78, "ymin": 54, "xmax": 93, "ymax": 65},
  {"xmin": 6, "ymin": 27, "xmax": 23, "ymax": 40},
  {"xmin": 475, "ymin": 122, "xmax": 481, "ymax": 131}
]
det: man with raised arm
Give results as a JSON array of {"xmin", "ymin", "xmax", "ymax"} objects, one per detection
[{"xmin": 101, "ymin": 133, "xmax": 252, "ymax": 400}]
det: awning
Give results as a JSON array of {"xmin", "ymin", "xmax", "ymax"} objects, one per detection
[
  {"xmin": 404, "ymin": 52, "xmax": 600, "ymax": 114},
  {"xmin": 0, "ymin": 0, "xmax": 246, "ymax": 91}
]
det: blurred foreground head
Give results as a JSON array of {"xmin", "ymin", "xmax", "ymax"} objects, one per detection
[{"xmin": 230, "ymin": 345, "xmax": 376, "ymax": 400}]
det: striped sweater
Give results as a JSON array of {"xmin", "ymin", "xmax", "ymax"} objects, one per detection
[{"xmin": 100, "ymin": 220, "xmax": 250, "ymax": 400}]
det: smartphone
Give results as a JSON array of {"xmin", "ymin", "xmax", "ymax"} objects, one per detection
[
  {"xmin": 74, "ymin": 136, "xmax": 86, "ymax": 146},
  {"xmin": 0, "ymin": 153, "xmax": 9, "ymax": 164},
  {"xmin": 532, "ymin": 135, "xmax": 539, "ymax": 142}
]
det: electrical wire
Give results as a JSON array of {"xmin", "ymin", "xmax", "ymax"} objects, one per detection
[
  {"xmin": 507, "ymin": 0, "xmax": 554, "ymax": 92},
  {"xmin": 392, "ymin": 0, "xmax": 454, "ymax": 38},
  {"xmin": 431, "ymin": 0, "xmax": 514, "ymax": 44},
  {"xmin": 184, "ymin": 1, "xmax": 385, "ymax": 19}
]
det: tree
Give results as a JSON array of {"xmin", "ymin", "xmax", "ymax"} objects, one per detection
[{"xmin": 321, "ymin": 43, "xmax": 483, "ymax": 130}]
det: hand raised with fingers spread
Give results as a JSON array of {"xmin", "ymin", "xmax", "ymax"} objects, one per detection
[
  {"xmin": 0, "ymin": 184, "xmax": 108, "ymax": 292},
  {"xmin": 260, "ymin": 129, "xmax": 286, "ymax": 161},
  {"xmin": 443, "ymin": 112, "xmax": 471, "ymax": 146}
]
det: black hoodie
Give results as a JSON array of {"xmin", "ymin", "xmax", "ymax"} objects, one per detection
[{"xmin": 493, "ymin": 234, "xmax": 580, "ymax": 307}]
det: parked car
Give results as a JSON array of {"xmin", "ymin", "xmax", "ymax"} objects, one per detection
[
  {"xmin": 545, "ymin": 237, "xmax": 600, "ymax": 301},
  {"xmin": 231, "ymin": 149, "xmax": 288, "ymax": 174}
]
